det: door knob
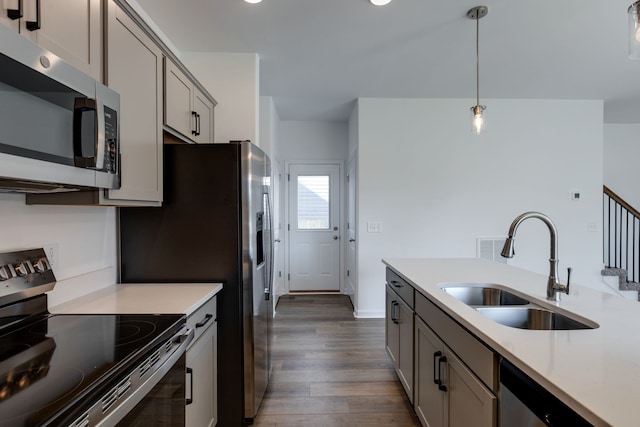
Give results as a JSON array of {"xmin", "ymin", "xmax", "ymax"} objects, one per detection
[
  {"xmin": 333, "ymin": 236, "xmax": 339, "ymax": 240},
  {"xmin": 349, "ymin": 238, "xmax": 355, "ymax": 242},
  {"xmin": 333, "ymin": 226, "xmax": 338, "ymax": 231}
]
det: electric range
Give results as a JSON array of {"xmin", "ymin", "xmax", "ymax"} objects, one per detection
[{"xmin": 0, "ymin": 249, "xmax": 192, "ymax": 427}]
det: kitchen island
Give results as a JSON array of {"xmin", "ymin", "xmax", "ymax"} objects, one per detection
[{"xmin": 384, "ymin": 258, "xmax": 640, "ymax": 427}]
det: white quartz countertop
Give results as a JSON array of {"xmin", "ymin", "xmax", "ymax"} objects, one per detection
[
  {"xmin": 383, "ymin": 258, "xmax": 640, "ymax": 427},
  {"xmin": 50, "ymin": 283, "xmax": 223, "ymax": 316}
]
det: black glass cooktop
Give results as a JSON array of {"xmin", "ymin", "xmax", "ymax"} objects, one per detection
[{"xmin": 0, "ymin": 312, "xmax": 184, "ymax": 427}]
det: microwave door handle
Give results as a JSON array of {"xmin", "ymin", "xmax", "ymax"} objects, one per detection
[
  {"xmin": 73, "ymin": 98, "xmax": 98, "ymax": 168},
  {"xmin": 8, "ymin": 0, "xmax": 23, "ymax": 19},
  {"xmin": 26, "ymin": 0, "xmax": 40, "ymax": 31}
]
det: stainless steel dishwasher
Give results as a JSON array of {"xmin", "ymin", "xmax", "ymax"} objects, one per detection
[{"xmin": 500, "ymin": 359, "xmax": 593, "ymax": 427}]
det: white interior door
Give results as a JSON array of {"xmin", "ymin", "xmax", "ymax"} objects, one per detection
[{"xmin": 288, "ymin": 163, "xmax": 341, "ymax": 292}]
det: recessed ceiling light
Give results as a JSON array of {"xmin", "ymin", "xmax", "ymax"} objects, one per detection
[
  {"xmin": 370, "ymin": 0, "xmax": 392, "ymax": 5},
  {"xmin": 245, "ymin": 0, "xmax": 262, "ymax": 3}
]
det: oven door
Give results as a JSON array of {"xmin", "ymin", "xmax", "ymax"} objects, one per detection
[
  {"xmin": 92, "ymin": 328, "xmax": 194, "ymax": 427},
  {"xmin": 115, "ymin": 351, "xmax": 187, "ymax": 426}
]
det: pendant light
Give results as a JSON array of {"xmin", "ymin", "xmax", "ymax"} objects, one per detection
[
  {"xmin": 629, "ymin": 1, "xmax": 640, "ymax": 59},
  {"xmin": 468, "ymin": 6, "xmax": 488, "ymax": 135}
]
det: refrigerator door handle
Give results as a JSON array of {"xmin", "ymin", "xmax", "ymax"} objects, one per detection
[{"xmin": 264, "ymin": 191, "xmax": 274, "ymax": 301}]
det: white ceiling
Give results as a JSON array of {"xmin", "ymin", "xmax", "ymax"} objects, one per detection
[{"xmin": 134, "ymin": 0, "xmax": 640, "ymax": 122}]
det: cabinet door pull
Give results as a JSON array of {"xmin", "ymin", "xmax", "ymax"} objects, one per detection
[
  {"xmin": 391, "ymin": 301, "xmax": 399, "ymax": 324},
  {"xmin": 195, "ymin": 113, "xmax": 201, "ymax": 136},
  {"xmin": 186, "ymin": 367, "xmax": 194, "ymax": 405},
  {"xmin": 26, "ymin": 0, "xmax": 40, "ymax": 31},
  {"xmin": 195, "ymin": 313, "xmax": 213, "ymax": 328},
  {"xmin": 433, "ymin": 351, "xmax": 442, "ymax": 385},
  {"xmin": 390, "ymin": 280, "xmax": 402, "ymax": 288},
  {"xmin": 438, "ymin": 355, "xmax": 448, "ymax": 392},
  {"xmin": 191, "ymin": 111, "xmax": 198, "ymax": 135},
  {"xmin": 7, "ymin": 0, "xmax": 23, "ymax": 19}
]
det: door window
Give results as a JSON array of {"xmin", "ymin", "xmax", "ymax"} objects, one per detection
[{"xmin": 296, "ymin": 175, "xmax": 330, "ymax": 230}]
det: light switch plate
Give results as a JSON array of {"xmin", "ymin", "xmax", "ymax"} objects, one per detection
[{"xmin": 367, "ymin": 221, "xmax": 383, "ymax": 233}]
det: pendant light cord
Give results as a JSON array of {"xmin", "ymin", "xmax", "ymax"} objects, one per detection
[{"xmin": 476, "ymin": 14, "xmax": 480, "ymax": 107}]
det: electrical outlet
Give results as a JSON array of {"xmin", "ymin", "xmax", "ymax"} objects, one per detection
[{"xmin": 43, "ymin": 243, "xmax": 58, "ymax": 270}]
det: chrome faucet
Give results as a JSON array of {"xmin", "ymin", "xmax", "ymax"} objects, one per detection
[{"xmin": 501, "ymin": 212, "xmax": 570, "ymax": 301}]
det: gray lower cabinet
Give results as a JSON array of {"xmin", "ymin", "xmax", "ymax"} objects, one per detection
[
  {"xmin": 385, "ymin": 267, "xmax": 497, "ymax": 427},
  {"xmin": 415, "ymin": 316, "xmax": 496, "ymax": 427},
  {"xmin": 386, "ymin": 284, "xmax": 414, "ymax": 403},
  {"xmin": 186, "ymin": 296, "xmax": 218, "ymax": 427}
]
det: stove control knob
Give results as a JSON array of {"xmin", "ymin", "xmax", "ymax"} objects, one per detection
[
  {"xmin": 33, "ymin": 258, "xmax": 50, "ymax": 273},
  {"xmin": 14, "ymin": 261, "xmax": 34, "ymax": 277},
  {"xmin": 0, "ymin": 266, "xmax": 10, "ymax": 281}
]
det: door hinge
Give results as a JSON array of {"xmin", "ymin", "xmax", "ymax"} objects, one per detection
[
  {"xmin": 288, "ymin": 224, "xmax": 290, "ymax": 231},
  {"xmin": 287, "ymin": 273, "xmax": 290, "ymax": 281},
  {"xmin": 347, "ymin": 270, "xmax": 350, "ymax": 277},
  {"xmin": 287, "ymin": 174, "xmax": 290, "ymax": 181}
]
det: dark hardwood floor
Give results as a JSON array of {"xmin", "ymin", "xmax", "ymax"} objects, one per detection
[{"xmin": 253, "ymin": 294, "xmax": 421, "ymax": 427}]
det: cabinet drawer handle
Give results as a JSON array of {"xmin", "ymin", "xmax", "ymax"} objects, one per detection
[
  {"xmin": 26, "ymin": 0, "xmax": 40, "ymax": 31},
  {"xmin": 433, "ymin": 351, "xmax": 442, "ymax": 385},
  {"xmin": 195, "ymin": 313, "xmax": 213, "ymax": 328},
  {"xmin": 438, "ymin": 355, "xmax": 447, "ymax": 392},
  {"xmin": 390, "ymin": 280, "xmax": 403, "ymax": 288},
  {"xmin": 7, "ymin": 0, "xmax": 23, "ymax": 19},
  {"xmin": 195, "ymin": 113, "xmax": 201, "ymax": 136},
  {"xmin": 186, "ymin": 367, "xmax": 194, "ymax": 405}
]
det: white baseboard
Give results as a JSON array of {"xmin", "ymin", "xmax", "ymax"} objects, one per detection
[{"xmin": 354, "ymin": 309, "xmax": 385, "ymax": 319}]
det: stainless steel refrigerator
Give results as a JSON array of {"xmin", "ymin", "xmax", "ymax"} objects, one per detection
[{"xmin": 119, "ymin": 141, "xmax": 273, "ymax": 427}]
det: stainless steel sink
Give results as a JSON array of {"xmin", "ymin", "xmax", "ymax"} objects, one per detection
[
  {"xmin": 442, "ymin": 285, "xmax": 530, "ymax": 306},
  {"xmin": 475, "ymin": 306, "xmax": 597, "ymax": 330}
]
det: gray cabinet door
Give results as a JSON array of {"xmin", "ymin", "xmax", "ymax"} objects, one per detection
[
  {"xmin": 446, "ymin": 350, "xmax": 496, "ymax": 427},
  {"xmin": 415, "ymin": 317, "xmax": 445, "ymax": 427},
  {"xmin": 397, "ymin": 297, "xmax": 414, "ymax": 403},
  {"xmin": 385, "ymin": 285, "xmax": 399, "ymax": 365}
]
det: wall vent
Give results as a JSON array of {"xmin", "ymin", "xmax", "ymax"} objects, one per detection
[{"xmin": 477, "ymin": 238, "xmax": 507, "ymax": 263}]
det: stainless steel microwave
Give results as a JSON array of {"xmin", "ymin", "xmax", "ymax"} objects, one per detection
[{"xmin": 0, "ymin": 23, "xmax": 120, "ymax": 193}]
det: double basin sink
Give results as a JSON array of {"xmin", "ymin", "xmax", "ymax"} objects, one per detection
[{"xmin": 441, "ymin": 285, "xmax": 598, "ymax": 330}]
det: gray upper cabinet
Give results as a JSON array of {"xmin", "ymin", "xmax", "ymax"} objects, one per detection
[
  {"xmin": 0, "ymin": 0, "xmax": 102, "ymax": 80},
  {"xmin": 164, "ymin": 58, "xmax": 216, "ymax": 144},
  {"xmin": 104, "ymin": 0, "xmax": 163, "ymax": 204}
]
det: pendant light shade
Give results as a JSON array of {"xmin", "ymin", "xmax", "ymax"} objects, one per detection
[
  {"xmin": 468, "ymin": 6, "xmax": 488, "ymax": 135},
  {"xmin": 629, "ymin": 2, "xmax": 640, "ymax": 59}
]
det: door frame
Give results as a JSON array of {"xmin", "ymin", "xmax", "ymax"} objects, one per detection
[{"xmin": 284, "ymin": 160, "xmax": 345, "ymax": 294}]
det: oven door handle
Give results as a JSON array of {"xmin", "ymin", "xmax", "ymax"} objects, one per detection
[
  {"xmin": 95, "ymin": 327, "xmax": 195, "ymax": 427},
  {"xmin": 186, "ymin": 367, "xmax": 194, "ymax": 405}
]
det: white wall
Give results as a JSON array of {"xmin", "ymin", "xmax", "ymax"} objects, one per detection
[
  {"xmin": 279, "ymin": 121, "xmax": 348, "ymax": 162},
  {"xmin": 181, "ymin": 52, "xmax": 259, "ymax": 145},
  {"xmin": 604, "ymin": 124, "xmax": 640, "ymax": 210},
  {"xmin": 355, "ymin": 98, "xmax": 605, "ymax": 317},
  {"xmin": 0, "ymin": 194, "xmax": 117, "ymax": 306}
]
